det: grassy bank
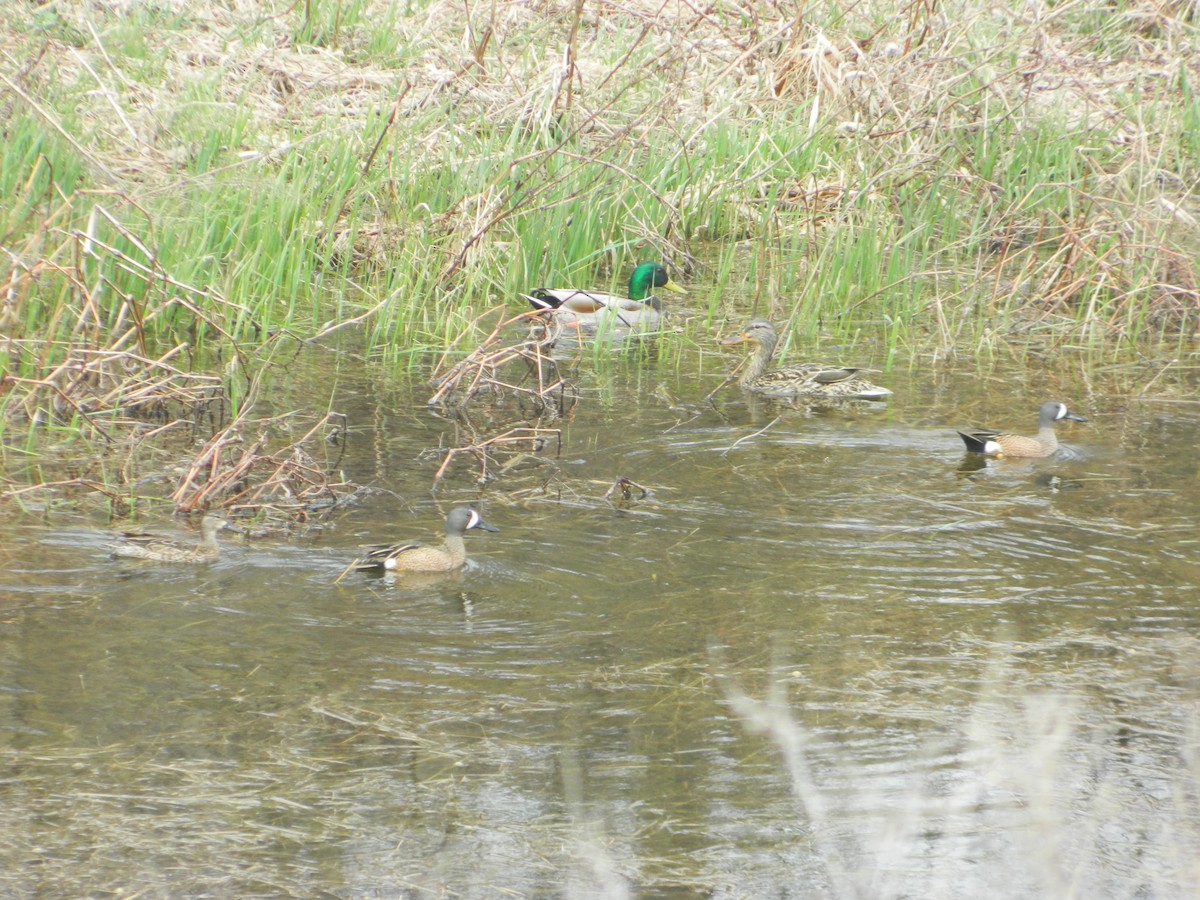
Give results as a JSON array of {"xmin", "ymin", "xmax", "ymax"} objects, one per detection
[{"xmin": 1, "ymin": 0, "xmax": 1197, "ymax": 500}]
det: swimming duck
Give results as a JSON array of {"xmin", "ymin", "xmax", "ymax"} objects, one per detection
[
  {"xmin": 719, "ymin": 319, "xmax": 892, "ymax": 399},
  {"xmin": 526, "ymin": 262, "xmax": 686, "ymax": 327},
  {"xmin": 354, "ymin": 507, "xmax": 499, "ymax": 574},
  {"xmin": 957, "ymin": 401, "xmax": 1088, "ymax": 458},
  {"xmin": 110, "ymin": 514, "xmax": 229, "ymax": 564}
]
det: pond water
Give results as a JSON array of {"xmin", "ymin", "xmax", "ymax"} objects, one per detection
[{"xmin": 2, "ymin": 326, "xmax": 1199, "ymax": 898}]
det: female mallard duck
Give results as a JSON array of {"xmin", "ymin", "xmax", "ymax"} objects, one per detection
[
  {"xmin": 110, "ymin": 514, "xmax": 229, "ymax": 564},
  {"xmin": 958, "ymin": 401, "xmax": 1088, "ymax": 458},
  {"xmin": 354, "ymin": 507, "xmax": 499, "ymax": 574},
  {"xmin": 720, "ymin": 319, "xmax": 892, "ymax": 400},
  {"xmin": 526, "ymin": 262, "xmax": 686, "ymax": 327}
]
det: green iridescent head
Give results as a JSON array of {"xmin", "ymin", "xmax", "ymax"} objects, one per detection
[{"xmin": 627, "ymin": 262, "xmax": 686, "ymax": 301}]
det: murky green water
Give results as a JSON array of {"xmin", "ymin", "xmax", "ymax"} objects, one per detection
[{"xmin": 3, "ymin": 331, "xmax": 1199, "ymax": 897}]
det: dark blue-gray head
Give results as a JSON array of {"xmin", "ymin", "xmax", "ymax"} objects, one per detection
[
  {"xmin": 446, "ymin": 507, "xmax": 499, "ymax": 536},
  {"xmin": 1039, "ymin": 401, "xmax": 1088, "ymax": 426}
]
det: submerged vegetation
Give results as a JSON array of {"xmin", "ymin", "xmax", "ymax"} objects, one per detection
[{"xmin": 1, "ymin": 0, "xmax": 1198, "ymax": 505}]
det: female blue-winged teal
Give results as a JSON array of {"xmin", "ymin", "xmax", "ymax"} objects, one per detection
[
  {"xmin": 110, "ymin": 514, "xmax": 229, "ymax": 564},
  {"xmin": 354, "ymin": 507, "xmax": 498, "ymax": 574},
  {"xmin": 526, "ymin": 262, "xmax": 686, "ymax": 328},
  {"xmin": 957, "ymin": 401, "xmax": 1088, "ymax": 458},
  {"xmin": 720, "ymin": 319, "xmax": 892, "ymax": 399}
]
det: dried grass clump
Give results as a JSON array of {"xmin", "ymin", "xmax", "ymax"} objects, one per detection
[
  {"xmin": 170, "ymin": 410, "xmax": 356, "ymax": 523},
  {"xmin": 424, "ymin": 309, "xmax": 574, "ymax": 488},
  {"xmin": 426, "ymin": 423, "xmax": 563, "ymax": 489},
  {"xmin": 2, "ymin": 343, "xmax": 224, "ymax": 432},
  {"xmin": 965, "ymin": 206, "xmax": 1200, "ymax": 339},
  {"xmin": 0, "ymin": 197, "xmax": 364, "ymax": 520},
  {"xmin": 1, "ymin": 201, "xmax": 249, "ymax": 438},
  {"xmin": 428, "ymin": 308, "xmax": 579, "ymax": 414}
]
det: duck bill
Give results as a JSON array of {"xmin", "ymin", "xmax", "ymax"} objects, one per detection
[
  {"xmin": 477, "ymin": 521, "xmax": 500, "ymax": 533},
  {"xmin": 719, "ymin": 333, "xmax": 749, "ymax": 346},
  {"xmin": 661, "ymin": 278, "xmax": 687, "ymax": 295},
  {"xmin": 1065, "ymin": 411, "xmax": 1089, "ymax": 423}
]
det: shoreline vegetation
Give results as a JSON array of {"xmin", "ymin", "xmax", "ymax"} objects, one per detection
[{"xmin": 2, "ymin": 0, "xmax": 1198, "ymax": 513}]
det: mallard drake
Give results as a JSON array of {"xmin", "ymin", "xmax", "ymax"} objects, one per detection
[
  {"xmin": 354, "ymin": 507, "xmax": 499, "ymax": 574},
  {"xmin": 958, "ymin": 401, "xmax": 1088, "ymax": 458},
  {"xmin": 719, "ymin": 319, "xmax": 892, "ymax": 399},
  {"xmin": 526, "ymin": 262, "xmax": 686, "ymax": 327},
  {"xmin": 110, "ymin": 514, "xmax": 229, "ymax": 564}
]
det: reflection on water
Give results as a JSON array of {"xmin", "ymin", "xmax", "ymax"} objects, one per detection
[{"xmin": 2, "ymin": 345, "xmax": 1199, "ymax": 897}]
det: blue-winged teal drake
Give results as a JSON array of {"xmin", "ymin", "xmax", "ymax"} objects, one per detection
[
  {"xmin": 354, "ymin": 507, "xmax": 498, "ymax": 574},
  {"xmin": 957, "ymin": 401, "xmax": 1088, "ymax": 458},
  {"xmin": 720, "ymin": 319, "xmax": 892, "ymax": 399},
  {"xmin": 110, "ymin": 514, "xmax": 229, "ymax": 564},
  {"xmin": 526, "ymin": 262, "xmax": 686, "ymax": 328}
]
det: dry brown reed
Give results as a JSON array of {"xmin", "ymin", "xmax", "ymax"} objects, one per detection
[
  {"xmin": 427, "ymin": 424, "xmax": 563, "ymax": 489},
  {"xmin": 2, "ymin": 208, "xmax": 245, "ymax": 430},
  {"xmin": 1, "ymin": 218, "xmax": 360, "ymax": 521},
  {"xmin": 422, "ymin": 307, "xmax": 583, "ymax": 488},
  {"xmin": 171, "ymin": 411, "xmax": 353, "ymax": 522},
  {"xmin": 428, "ymin": 308, "xmax": 579, "ymax": 414}
]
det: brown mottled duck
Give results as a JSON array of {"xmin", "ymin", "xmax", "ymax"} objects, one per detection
[
  {"xmin": 720, "ymin": 319, "xmax": 892, "ymax": 400},
  {"xmin": 110, "ymin": 514, "xmax": 229, "ymax": 564}
]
